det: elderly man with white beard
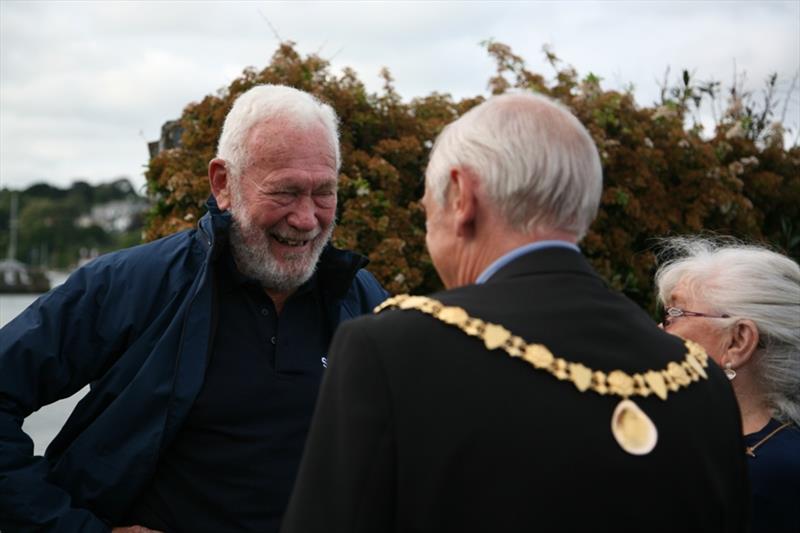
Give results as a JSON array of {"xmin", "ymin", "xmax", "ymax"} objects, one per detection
[{"xmin": 0, "ymin": 85, "xmax": 387, "ymax": 533}]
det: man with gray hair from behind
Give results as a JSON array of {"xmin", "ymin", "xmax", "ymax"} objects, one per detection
[
  {"xmin": 0, "ymin": 84, "xmax": 387, "ymax": 533},
  {"xmin": 656, "ymin": 236, "xmax": 800, "ymax": 533},
  {"xmin": 282, "ymin": 92, "xmax": 749, "ymax": 533}
]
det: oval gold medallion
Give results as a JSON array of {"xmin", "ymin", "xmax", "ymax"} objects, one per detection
[{"xmin": 611, "ymin": 399, "xmax": 658, "ymax": 455}]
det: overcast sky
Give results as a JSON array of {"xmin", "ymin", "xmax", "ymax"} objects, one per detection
[{"xmin": 1, "ymin": 0, "xmax": 798, "ymax": 194}]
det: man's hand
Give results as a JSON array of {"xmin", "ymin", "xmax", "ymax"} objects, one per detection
[{"xmin": 112, "ymin": 527, "xmax": 164, "ymax": 533}]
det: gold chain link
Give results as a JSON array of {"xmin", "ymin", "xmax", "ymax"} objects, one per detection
[{"xmin": 375, "ymin": 294, "xmax": 710, "ymax": 400}]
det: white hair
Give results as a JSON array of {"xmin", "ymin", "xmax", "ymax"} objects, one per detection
[
  {"xmin": 424, "ymin": 92, "xmax": 603, "ymax": 239},
  {"xmin": 655, "ymin": 236, "xmax": 800, "ymax": 426},
  {"xmin": 216, "ymin": 84, "xmax": 340, "ymax": 179}
]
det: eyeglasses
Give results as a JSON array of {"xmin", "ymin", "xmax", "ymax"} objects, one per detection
[{"xmin": 662, "ymin": 306, "xmax": 730, "ymax": 328}]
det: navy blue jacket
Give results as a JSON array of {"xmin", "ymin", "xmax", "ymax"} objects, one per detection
[{"xmin": 0, "ymin": 201, "xmax": 387, "ymax": 532}]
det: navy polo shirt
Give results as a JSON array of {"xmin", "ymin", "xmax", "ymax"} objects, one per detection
[{"xmin": 128, "ymin": 249, "xmax": 329, "ymax": 532}]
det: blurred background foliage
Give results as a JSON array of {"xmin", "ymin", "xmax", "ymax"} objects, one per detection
[
  {"xmin": 145, "ymin": 41, "xmax": 800, "ymax": 314},
  {"xmin": 0, "ymin": 178, "xmax": 146, "ymax": 270}
]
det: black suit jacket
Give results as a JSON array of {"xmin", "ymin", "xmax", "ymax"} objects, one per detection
[{"xmin": 282, "ymin": 248, "xmax": 750, "ymax": 533}]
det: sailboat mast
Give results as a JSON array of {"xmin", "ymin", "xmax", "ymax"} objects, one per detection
[{"xmin": 7, "ymin": 193, "xmax": 18, "ymax": 261}]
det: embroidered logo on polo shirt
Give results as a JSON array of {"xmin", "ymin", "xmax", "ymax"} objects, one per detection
[{"xmin": 321, "ymin": 356, "xmax": 328, "ymax": 368}]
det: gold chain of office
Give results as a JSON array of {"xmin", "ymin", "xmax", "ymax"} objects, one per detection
[{"xmin": 375, "ymin": 295, "xmax": 711, "ymax": 400}]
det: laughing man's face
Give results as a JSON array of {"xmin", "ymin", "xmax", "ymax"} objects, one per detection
[{"xmin": 228, "ymin": 120, "xmax": 338, "ymax": 292}]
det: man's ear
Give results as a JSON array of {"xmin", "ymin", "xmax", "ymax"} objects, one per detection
[
  {"xmin": 449, "ymin": 167, "xmax": 478, "ymax": 238},
  {"xmin": 725, "ymin": 319, "xmax": 760, "ymax": 369},
  {"xmin": 209, "ymin": 158, "xmax": 232, "ymax": 210}
]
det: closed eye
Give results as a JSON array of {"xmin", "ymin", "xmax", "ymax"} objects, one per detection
[
  {"xmin": 314, "ymin": 190, "xmax": 337, "ymax": 207},
  {"xmin": 270, "ymin": 191, "xmax": 296, "ymax": 205}
]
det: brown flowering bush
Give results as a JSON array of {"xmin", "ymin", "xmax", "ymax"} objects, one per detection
[{"xmin": 145, "ymin": 41, "xmax": 799, "ymax": 314}]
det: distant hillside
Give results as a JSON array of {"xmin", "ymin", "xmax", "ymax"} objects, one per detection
[{"xmin": 0, "ymin": 178, "xmax": 150, "ymax": 270}]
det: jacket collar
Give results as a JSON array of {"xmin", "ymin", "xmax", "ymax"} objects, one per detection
[
  {"xmin": 198, "ymin": 195, "xmax": 369, "ymax": 299},
  {"xmin": 196, "ymin": 196, "xmax": 231, "ymax": 258},
  {"xmin": 487, "ymin": 246, "xmax": 603, "ymax": 284},
  {"xmin": 316, "ymin": 245, "xmax": 370, "ymax": 298}
]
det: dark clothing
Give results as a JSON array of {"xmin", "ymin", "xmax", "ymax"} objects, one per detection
[
  {"xmin": 0, "ymin": 199, "xmax": 387, "ymax": 532},
  {"xmin": 744, "ymin": 419, "xmax": 800, "ymax": 533},
  {"xmin": 283, "ymin": 247, "xmax": 750, "ymax": 533},
  {"xmin": 128, "ymin": 249, "xmax": 336, "ymax": 532}
]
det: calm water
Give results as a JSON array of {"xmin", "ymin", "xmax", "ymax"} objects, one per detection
[{"xmin": 1, "ymin": 272, "xmax": 88, "ymax": 455}]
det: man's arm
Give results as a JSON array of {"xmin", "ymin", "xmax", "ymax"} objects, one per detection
[
  {"xmin": 0, "ymin": 266, "xmax": 134, "ymax": 532},
  {"xmin": 281, "ymin": 317, "xmax": 396, "ymax": 533}
]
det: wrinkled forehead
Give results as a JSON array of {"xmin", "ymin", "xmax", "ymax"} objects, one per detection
[{"xmin": 245, "ymin": 117, "xmax": 337, "ymax": 168}]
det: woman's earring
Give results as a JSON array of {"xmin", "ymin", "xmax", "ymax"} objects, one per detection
[{"xmin": 724, "ymin": 362, "xmax": 736, "ymax": 381}]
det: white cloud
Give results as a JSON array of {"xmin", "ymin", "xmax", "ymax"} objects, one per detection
[{"xmin": 1, "ymin": 0, "xmax": 798, "ymax": 192}]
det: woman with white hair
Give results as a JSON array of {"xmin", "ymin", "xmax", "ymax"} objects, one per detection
[{"xmin": 655, "ymin": 236, "xmax": 800, "ymax": 533}]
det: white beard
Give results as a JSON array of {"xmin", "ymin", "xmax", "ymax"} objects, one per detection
[{"xmin": 228, "ymin": 201, "xmax": 334, "ymax": 293}]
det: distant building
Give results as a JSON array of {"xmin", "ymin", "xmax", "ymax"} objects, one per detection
[{"xmin": 148, "ymin": 119, "xmax": 183, "ymax": 159}]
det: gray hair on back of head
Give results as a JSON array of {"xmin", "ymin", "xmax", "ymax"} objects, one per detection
[
  {"xmin": 655, "ymin": 236, "xmax": 800, "ymax": 426},
  {"xmin": 424, "ymin": 92, "xmax": 603, "ymax": 240},
  {"xmin": 216, "ymin": 84, "xmax": 340, "ymax": 180}
]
